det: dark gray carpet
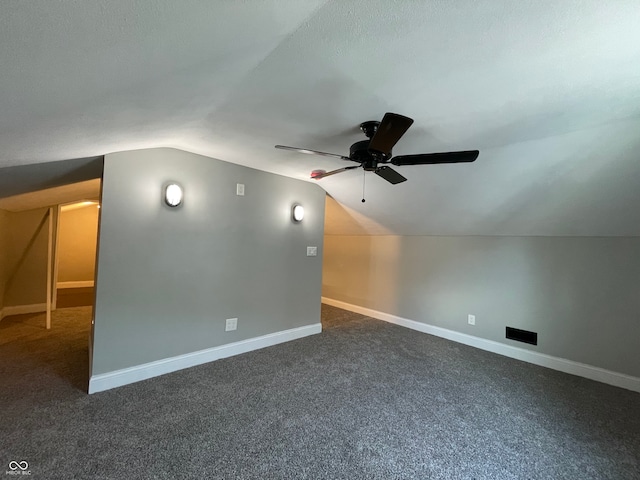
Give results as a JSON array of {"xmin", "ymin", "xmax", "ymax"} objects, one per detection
[{"xmin": 1, "ymin": 304, "xmax": 639, "ymax": 479}]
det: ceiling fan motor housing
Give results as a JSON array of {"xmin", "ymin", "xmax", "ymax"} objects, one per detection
[{"xmin": 350, "ymin": 139, "xmax": 391, "ymax": 170}]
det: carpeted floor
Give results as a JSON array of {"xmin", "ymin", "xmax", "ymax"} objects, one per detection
[{"xmin": 1, "ymin": 304, "xmax": 639, "ymax": 479}]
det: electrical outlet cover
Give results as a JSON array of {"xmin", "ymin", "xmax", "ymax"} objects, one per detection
[{"xmin": 468, "ymin": 314, "xmax": 476, "ymax": 325}]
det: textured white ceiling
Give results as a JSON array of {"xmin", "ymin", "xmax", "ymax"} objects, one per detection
[{"xmin": 1, "ymin": 1, "xmax": 639, "ymax": 235}]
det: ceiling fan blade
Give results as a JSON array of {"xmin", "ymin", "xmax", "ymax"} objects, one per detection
[
  {"xmin": 367, "ymin": 113, "xmax": 414, "ymax": 156},
  {"xmin": 310, "ymin": 165, "xmax": 360, "ymax": 180},
  {"xmin": 374, "ymin": 166, "xmax": 407, "ymax": 185},
  {"xmin": 391, "ymin": 150, "xmax": 479, "ymax": 166},
  {"xmin": 275, "ymin": 145, "xmax": 351, "ymax": 161}
]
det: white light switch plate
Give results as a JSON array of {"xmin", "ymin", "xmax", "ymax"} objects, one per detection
[
  {"xmin": 236, "ymin": 183, "xmax": 245, "ymax": 196},
  {"xmin": 225, "ymin": 318, "xmax": 238, "ymax": 331},
  {"xmin": 306, "ymin": 246, "xmax": 317, "ymax": 257}
]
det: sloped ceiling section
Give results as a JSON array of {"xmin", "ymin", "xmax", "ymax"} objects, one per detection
[
  {"xmin": 0, "ymin": 1, "xmax": 639, "ymax": 235},
  {"xmin": 0, "ymin": 179, "xmax": 101, "ymax": 212},
  {"xmin": 0, "ymin": 157, "xmax": 103, "ymax": 198}
]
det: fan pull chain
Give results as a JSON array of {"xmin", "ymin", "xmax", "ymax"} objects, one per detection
[{"xmin": 361, "ymin": 170, "xmax": 366, "ymax": 203}]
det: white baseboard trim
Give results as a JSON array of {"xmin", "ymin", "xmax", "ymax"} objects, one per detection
[
  {"xmin": 322, "ymin": 297, "xmax": 640, "ymax": 393},
  {"xmin": 57, "ymin": 281, "xmax": 94, "ymax": 289},
  {"xmin": 0, "ymin": 303, "xmax": 47, "ymax": 321},
  {"xmin": 89, "ymin": 323, "xmax": 322, "ymax": 394}
]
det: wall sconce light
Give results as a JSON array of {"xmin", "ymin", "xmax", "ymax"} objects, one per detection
[
  {"xmin": 292, "ymin": 204, "xmax": 304, "ymax": 222},
  {"xmin": 165, "ymin": 183, "xmax": 183, "ymax": 207}
]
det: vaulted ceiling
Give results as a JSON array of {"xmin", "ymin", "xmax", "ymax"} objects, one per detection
[{"xmin": 1, "ymin": 1, "xmax": 639, "ymax": 235}]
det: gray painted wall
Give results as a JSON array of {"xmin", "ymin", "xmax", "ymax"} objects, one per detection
[
  {"xmin": 323, "ymin": 235, "xmax": 640, "ymax": 378},
  {"xmin": 92, "ymin": 148, "xmax": 325, "ymax": 375}
]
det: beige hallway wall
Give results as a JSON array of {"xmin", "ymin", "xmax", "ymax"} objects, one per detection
[
  {"xmin": 0, "ymin": 208, "xmax": 10, "ymax": 312},
  {"xmin": 57, "ymin": 203, "xmax": 99, "ymax": 285},
  {"xmin": 3, "ymin": 208, "xmax": 49, "ymax": 308}
]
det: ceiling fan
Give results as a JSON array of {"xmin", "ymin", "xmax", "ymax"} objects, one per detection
[{"xmin": 275, "ymin": 112, "xmax": 479, "ymax": 185}]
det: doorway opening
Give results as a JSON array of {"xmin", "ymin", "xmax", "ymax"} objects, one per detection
[{"xmin": 0, "ymin": 178, "xmax": 102, "ymax": 392}]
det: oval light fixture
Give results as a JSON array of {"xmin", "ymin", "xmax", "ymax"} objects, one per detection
[
  {"xmin": 165, "ymin": 183, "xmax": 183, "ymax": 207},
  {"xmin": 292, "ymin": 204, "xmax": 304, "ymax": 222}
]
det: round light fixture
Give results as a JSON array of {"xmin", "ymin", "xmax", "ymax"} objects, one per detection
[
  {"xmin": 165, "ymin": 183, "xmax": 183, "ymax": 207},
  {"xmin": 292, "ymin": 204, "xmax": 304, "ymax": 222}
]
